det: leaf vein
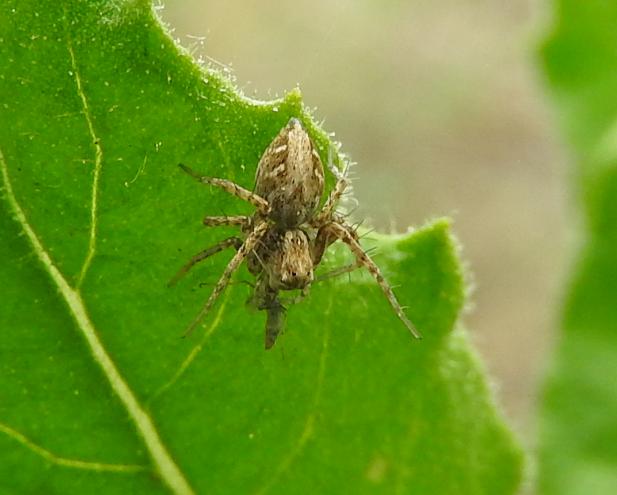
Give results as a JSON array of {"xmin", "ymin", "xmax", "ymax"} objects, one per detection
[
  {"xmin": 254, "ymin": 298, "xmax": 333, "ymax": 495},
  {"xmin": 65, "ymin": 29, "xmax": 103, "ymax": 288},
  {"xmin": 0, "ymin": 149, "xmax": 195, "ymax": 495},
  {"xmin": 0, "ymin": 421, "xmax": 148, "ymax": 473},
  {"xmin": 147, "ymin": 291, "xmax": 231, "ymax": 406}
]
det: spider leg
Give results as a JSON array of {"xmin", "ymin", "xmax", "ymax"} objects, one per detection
[
  {"xmin": 203, "ymin": 215, "xmax": 250, "ymax": 228},
  {"xmin": 183, "ymin": 221, "xmax": 269, "ymax": 337},
  {"xmin": 314, "ymin": 158, "xmax": 350, "ymax": 225},
  {"xmin": 314, "ymin": 262, "xmax": 361, "ymax": 283},
  {"xmin": 323, "ymin": 222, "xmax": 421, "ymax": 339},
  {"xmin": 168, "ymin": 236, "xmax": 243, "ymax": 287},
  {"xmin": 312, "ymin": 220, "xmax": 359, "ymax": 265},
  {"xmin": 199, "ymin": 279, "xmax": 255, "ymax": 289},
  {"xmin": 313, "ymin": 245, "xmax": 379, "ymax": 284},
  {"xmin": 179, "ymin": 164, "xmax": 270, "ymax": 215}
]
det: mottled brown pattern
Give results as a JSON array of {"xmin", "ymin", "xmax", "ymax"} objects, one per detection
[
  {"xmin": 202, "ymin": 215, "xmax": 249, "ymax": 227},
  {"xmin": 172, "ymin": 118, "xmax": 419, "ymax": 348},
  {"xmin": 254, "ymin": 118, "xmax": 324, "ymax": 227}
]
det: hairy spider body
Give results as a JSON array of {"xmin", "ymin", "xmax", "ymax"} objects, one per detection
[
  {"xmin": 247, "ymin": 228, "xmax": 314, "ymax": 291},
  {"xmin": 254, "ymin": 119, "xmax": 324, "ymax": 227},
  {"xmin": 171, "ymin": 118, "xmax": 420, "ymax": 348}
]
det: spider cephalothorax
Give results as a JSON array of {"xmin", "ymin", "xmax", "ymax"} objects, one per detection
[
  {"xmin": 251, "ymin": 229, "xmax": 314, "ymax": 291},
  {"xmin": 171, "ymin": 117, "xmax": 420, "ymax": 348}
]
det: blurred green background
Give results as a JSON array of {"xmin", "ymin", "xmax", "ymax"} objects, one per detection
[{"xmin": 160, "ymin": 0, "xmax": 569, "ymax": 448}]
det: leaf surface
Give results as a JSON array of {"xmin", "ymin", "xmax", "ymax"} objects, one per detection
[{"xmin": 0, "ymin": 1, "xmax": 522, "ymax": 493}]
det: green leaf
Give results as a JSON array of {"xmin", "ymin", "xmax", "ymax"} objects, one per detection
[
  {"xmin": 0, "ymin": 1, "xmax": 522, "ymax": 493},
  {"xmin": 539, "ymin": 2, "xmax": 617, "ymax": 494}
]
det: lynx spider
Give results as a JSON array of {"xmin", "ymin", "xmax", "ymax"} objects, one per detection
[{"xmin": 171, "ymin": 117, "xmax": 420, "ymax": 348}]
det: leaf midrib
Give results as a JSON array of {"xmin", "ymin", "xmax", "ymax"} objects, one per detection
[{"xmin": 0, "ymin": 57, "xmax": 194, "ymax": 493}]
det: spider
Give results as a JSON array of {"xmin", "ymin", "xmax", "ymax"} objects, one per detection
[{"xmin": 170, "ymin": 117, "xmax": 420, "ymax": 348}]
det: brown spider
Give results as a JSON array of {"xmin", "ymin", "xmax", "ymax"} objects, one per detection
[{"xmin": 170, "ymin": 117, "xmax": 420, "ymax": 348}]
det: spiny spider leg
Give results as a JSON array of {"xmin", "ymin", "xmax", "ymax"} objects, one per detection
[
  {"xmin": 203, "ymin": 215, "xmax": 250, "ymax": 227},
  {"xmin": 315, "ymin": 156, "xmax": 350, "ymax": 224},
  {"xmin": 312, "ymin": 219, "xmax": 359, "ymax": 266},
  {"xmin": 199, "ymin": 279, "xmax": 255, "ymax": 289},
  {"xmin": 313, "ymin": 245, "xmax": 379, "ymax": 283},
  {"xmin": 178, "ymin": 164, "xmax": 270, "ymax": 215},
  {"xmin": 323, "ymin": 222, "xmax": 422, "ymax": 339},
  {"xmin": 313, "ymin": 262, "xmax": 361, "ymax": 283},
  {"xmin": 168, "ymin": 237, "xmax": 243, "ymax": 287},
  {"xmin": 183, "ymin": 221, "xmax": 270, "ymax": 337}
]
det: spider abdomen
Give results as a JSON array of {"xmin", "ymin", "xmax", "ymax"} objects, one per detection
[{"xmin": 255, "ymin": 118, "xmax": 325, "ymax": 228}]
